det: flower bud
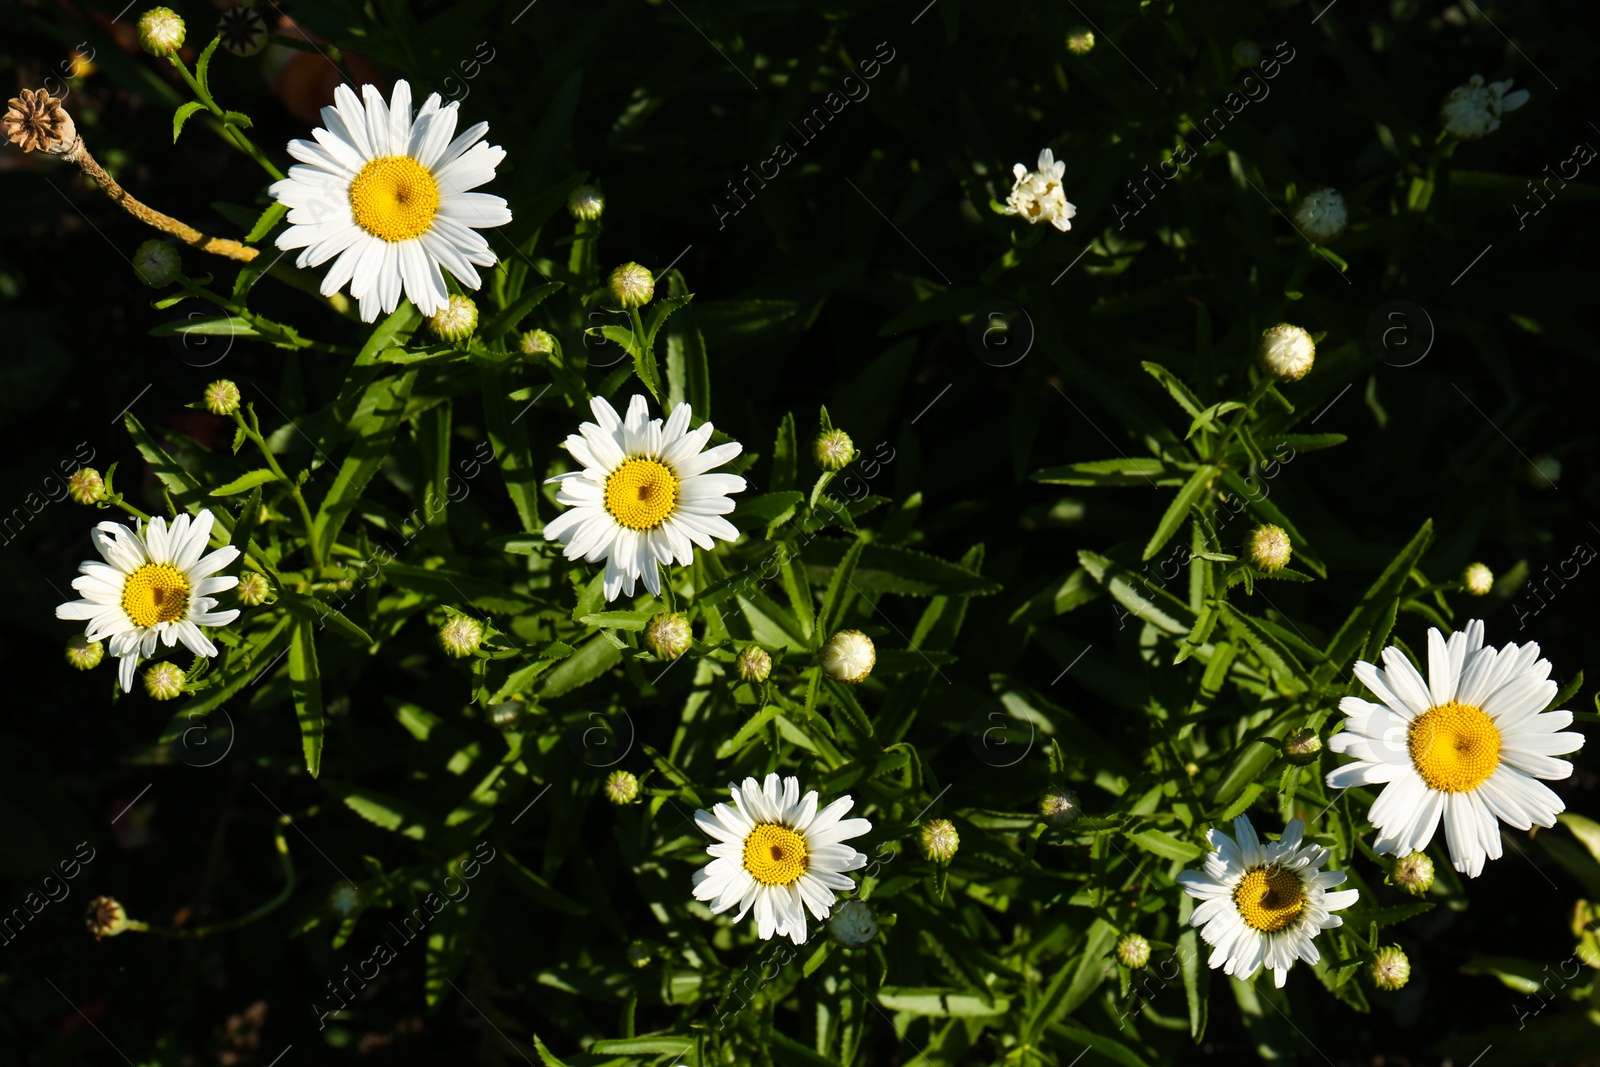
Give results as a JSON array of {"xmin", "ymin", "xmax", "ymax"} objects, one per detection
[
  {"xmin": 1116, "ymin": 933, "xmax": 1151, "ymax": 969},
  {"xmin": 203, "ymin": 379, "xmax": 241, "ymax": 416},
  {"xmin": 1368, "ymin": 945, "xmax": 1411, "ymax": 991},
  {"xmin": 1462, "ymin": 562, "xmax": 1494, "ymax": 596},
  {"xmin": 608, "ymin": 262, "xmax": 654, "ymax": 308},
  {"xmin": 828, "ymin": 899, "xmax": 880, "ymax": 947},
  {"xmin": 1231, "ymin": 40, "xmax": 1262, "ymax": 68},
  {"xmin": 735, "ymin": 644, "xmax": 771, "ymax": 683},
  {"xmin": 518, "ymin": 328, "xmax": 556, "ymax": 359},
  {"xmin": 644, "ymin": 612, "xmax": 691, "ymax": 660},
  {"xmin": 488, "ymin": 700, "xmax": 524, "ymax": 729},
  {"xmin": 567, "ymin": 184, "xmax": 605, "ymax": 221},
  {"xmin": 1248, "ymin": 523, "xmax": 1292, "ymax": 573},
  {"xmin": 132, "ymin": 240, "xmax": 182, "ymax": 287},
  {"xmin": 428, "ymin": 294, "xmax": 478, "ymax": 343},
  {"xmin": 605, "ymin": 769, "xmax": 640, "ymax": 804},
  {"xmin": 66, "ymin": 634, "xmax": 105, "ymax": 670},
  {"xmin": 144, "ymin": 661, "xmax": 185, "ymax": 700},
  {"xmin": 627, "ymin": 941, "xmax": 654, "ymax": 968},
  {"xmin": 328, "ymin": 882, "xmax": 364, "ymax": 918},
  {"xmin": 1528, "ymin": 455, "xmax": 1561, "ymax": 488},
  {"xmin": 813, "ymin": 429, "xmax": 855, "ymax": 471},
  {"xmin": 1293, "ymin": 189, "xmax": 1348, "ymax": 243},
  {"xmin": 217, "ymin": 4, "xmax": 268, "ymax": 57},
  {"xmin": 137, "ymin": 7, "xmax": 186, "ymax": 57},
  {"xmin": 1390, "ymin": 851, "xmax": 1434, "ymax": 896},
  {"xmin": 821, "ymin": 630, "xmax": 875, "ymax": 683},
  {"xmin": 1040, "ymin": 788, "xmax": 1082, "ymax": 827},
  {"xmin": 1281, "ymin": 728, "xmax": 1322, "ymax": 765},
  {"xmin": 67, "ymin": 467, "xmax": 106, "ymax": 505},
  {"xmin": 1258, "ymin": 323, "xmax": 1315, "ymax": 381},
  {"xmin": 235, "ymin": 571, "xmax": 270, "ymax": 607},
  {"xmin": 85, "ymin": 896, "xmax": 131, "ymax": 939},
  {"xmin": 439, "ymin": 615, "xmax": 484, "ymax": 658},
  {"xmin": 920, "ymin": 818, "xmax": 960, "ymax": 862},
  {"xmin": 1065, "ymin": 28, "xmax": 1096, "ymax": 55}
]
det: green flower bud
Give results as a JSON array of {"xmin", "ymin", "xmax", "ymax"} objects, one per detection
[
  {"xmin": 920, "ymin": 818, "xmax": 960, "ymax": 862},
  {"xmin": 813, "ymin": 429, "xmax": 855, "ymax": 471},
  {"xmin": 428, "ymin": 294, "xmax": 478, "ymax": 343},
  {"xmin": 1368, "ymin": 945, "xmax": 1411, "ymax": 991},
  {"xmin": 137, "ymin": 7, "xmax": 186, "ymax": 57},
  {"xmin": 605, "ymin": 769, "xmax": 640, "ymax": 804},
  {"xmin": 66, "ymin": 634, "xmax": 104, "ymax": 670},
  {"xmin": 132, "ymin": 240, "xmax": 182, "ymax": 288},
  {"xmin": 1116, "ymin": 933, "xmax": 1151, "ymax": 969},
  {"xmin": 608, "ymin": 262, "xmax": 654, "ymax": 308}
]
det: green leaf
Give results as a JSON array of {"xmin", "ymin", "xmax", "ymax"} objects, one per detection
[
  {"xmin": 717, "ymin": 705, "xmax": 783, "ymax": 758},
  {"xmin": 172, "ymin": 100, "xmax": 205, "ymax": 143},
  {"xmin": 481, "ymin": 281, "xmax": 562, "ymax": 340},
  {"xmin": 193, "ymin": 36, "xmax": 222, "ymax": 97},
  {"xmin": 1179, "ymin": 893, "xmax": 1209, "ymax": 1040},
  {"xmin": 877, "ymin": 987, "xmax": 1011, "ymax": 1017},
  {"xmin": 279, "ymin": 590, "xmax": 373, "ymax": 648},
  {"xmin": 588, "ymin": 1036, "xmax": 694, "ymax": 1056},
  {"xmin": 732, "ymin": 491, "xmax": 805, "ymax": 531},
  {"xmin": 1024, "ymin": 919, "xmax": 1118, "ymax": 1041},
  {"xmin": 210, "ymin": 468, "xmax": 280, "ymax": 497},
  {"xmin": 312, "ymin": 370, "xmax": 417, "ymax": 563},
  {"xmin": 1144, "ymin": 465, "xmax": 1214, "ymax": 560},
  {"xmin": 1032, "ymin": 458, "xmax": 1178, "ymax": 486},
  {"xmin": 243, "ymin": 201, "xmax": 289, "ymax": 244},
  {"xmin": 1077, "ymin": 550, "xmax": 1192, "ymax": 635},
  {"xmin": 817, "ymin": 537, "xmax": 867, "ymax": 640},
  {"xmin": 538, "ymin": 635, "xmax": 621, "ymax": 699},
  {"xmin": 1320, "ymin": 519, "xmax": 1433, "ymax": 684},
  {"xmin": 804, "ymin": 541, "xmax": 1001, "ymax": 598},
  {"xmin": 1125, "ymin": 828, "xmax": 1204, "ymax": 862},
  {"xmin": 1142, "ymin": 361, "xmax": 1203, "ymax": 417},
  {"xmin": 124, "ymin": 414, "xmax": 233, "ymax": 534},
  {"xmin": 288, "ymin": 620, "xmax": 325, "ymax": 778},
  {"xmin": 772, "ymin": 412, "xmax": 797, "ymax": 492}
]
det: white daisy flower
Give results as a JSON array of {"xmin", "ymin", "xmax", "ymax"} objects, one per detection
[
  {"xmin": 692, "ymin": 773, "xmax": 872, "ymax": 945},
  {"xmin": 268, "ymin": 80, "xmax": 511, "ymax": 323},
  {"xmin": 544, "ymin": 395, "xmax": 746, "ymax": 602},
  {"xmin": 55, "ymin": 510, "xmax": 241, "ymax": 693},
  {"xmin": 1177, "ymin": 815, "xmax": 1359, "ymax": 988},
  {"xmin": 1003, "ymin": 149, "xmax": 1077, "ymax": 232},
  {"xmin": 1441, "ymin": 75, "xmax": 1530, "ymax": 140},
  {"xmin": 1324, "ymin": 620, "xmax": 1584, "ymax": 877}
]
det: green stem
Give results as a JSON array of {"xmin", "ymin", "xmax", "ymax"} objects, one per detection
[
  {"xmin": 131, "ymin": 818, "xmax": 297, "ymax": 939},
  {"xmin": 234, "ymin": 410, "xmax": 324, "ymax": 574},
  {"xmin": 168, "ymin": 54, "xmax": 286, "ymax": 181},
  {"xmin": 107, "ymin": 494, "xmax": 152, "ymax": 522}
]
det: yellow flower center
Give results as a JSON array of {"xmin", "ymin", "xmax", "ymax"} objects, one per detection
[
  {"xmin": 742, "ymin": 823, "xmax": 809, "ymax": 887},
  {"xmin": 603, "ymin": 458, "xmax": 679, "ymax": 531},
  {"xmin": 121, "ymin": 562, "xmax": 191, "ymax": 628},
  {"xmin": 1232, "ymin": 866, "xmax": 1306, "ymax": 933},
  {"xmin": 1407, "ymin": 700, "xmax": 1501, "ymax": 792},
  {"xmin": 348, "ymin": 155, "xmax": 440, "ymax": 242}
]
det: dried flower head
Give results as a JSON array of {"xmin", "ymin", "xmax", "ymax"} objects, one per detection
[
  {"xmin": 1040, "ymin": 788, "xmax": 1082, "ymax": 827},
  {"xmin": 85, "ymin": 896, "xmax": 131, "ymax": 939},
  {"xmin": 217, "ymin": 5, "xmax": 269, "ymax": 57},
  {"xmin": 4, "ymin": 88, "xmax": 78, "ymax": 155}
]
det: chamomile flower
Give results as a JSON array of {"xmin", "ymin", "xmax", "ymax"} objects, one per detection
[
  {"xmin": 691, "ymin": 773, "xmax": 872, "ymax": 946},
  {"xmin": 55, "ymin": 511, "xmax": 240, "ymax": 694},
  {"xmin": 1177, "ymin": 815, "xmax": 1359, "ymax": 988},
  {"xmin": 1003, "ymin": 149, "xmax": 1077, "ymax": 232},
  {"xmin": 543, "ymin": 395, "xmax": 746, "ymax": 602},
  {"xmin": 1324, "ymin": 620, "xmax": 1584, "ymax": 877},
  {"xmin": 269, "ymin": 80, "xmax": 511, "ymax": 323}
]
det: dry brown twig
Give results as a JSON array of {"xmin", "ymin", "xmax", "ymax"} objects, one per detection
[{"xmin": 4, "ymin": 87, "xmax": 259, "ymax": 262}]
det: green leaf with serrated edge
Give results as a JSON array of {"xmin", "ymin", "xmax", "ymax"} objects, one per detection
[
  {"xmin": 577, "ymin": 610, "xmax": 652, "ymax": 631},
  {"xmin": 804, "ymin": 540, "xmax": 1000, "ymax": 598},
  {"xmin": 824, "ymin": 678, "xmax": 874, "ymax": 738},
  {"xmin": 1178, "ymin": 891, "xmax": 1209, "ymax": 1040},
  {"xmin": 1125, "ymin": 829, "xmax": 1204, "ymax": 862},
  {"xmin": 1144, "ymin": 465, "xmax": 1214, "ymax": 560},
  {"xmin": 802, "ymin": 940, "xmax": 833, "ymax": 977},
  {"xmin": 288, "ymin": 619, "xmax": 324, "ymax": 777},
  {"xmin": 1319, "ymin": 520, "xmax": 1433, "ymax": 685},
  {"xmin": 1078, "ymin": 550, "xmax": 1192, "ymax": 634},
  {"xmin": 279, "ymin": 589, "xmax": 372, "ymax": 647},
  {"xmin": 538, "ymin": 634, "xmax": 620, "ymax": 698},
  {"xmin": 1032, "ymin": 458, "xmax": 1178, "ymax": 486},
  {"xmin": 228, "ymin": 486, "xmax": 262, "ymax": 561},
  {"xmin": 209, "ymin": 468, "xmax": 279, "ymax": 496},
  {"xmin": 531, "ymin": 1035, "xmax": 572, "ymax": 1067},
  {"xmin": 482, "ymin": 369, "xmax": 539, "ymax": 532},
  {"xmin": 1023, "ymin": 918, "xmax": 1117, "ymax": 1041},
  {"xmin": 877, "ymin": 988, "xmax": 1010, "ymax": 1017},
  {"xmin": 193, "ymin": 36, "xmax": 221, "ymax": 96},
  {"xmin": 243, "ymin": 201, "xmax": 288, "ymax": 244},
  {"xmin": 172, "ymin": 100, "xmax": 204, "ymax": 143},
  {"xmin": 481, "ymin": 281, "xmax": 562, "ymax": 340},
  {"xmin": 1224, "ymin": 606, "xmax": 1309, "ymax": 694},
  {"xmin": 732, "ymin": 491, "xmax": 804, "ymax": 528},
  {"xmin": 717, "ymin": 705, "xmax": 782, "ymax": 758},
  {"xmin": 588, "ymin": 1037, "xmax": 694, "ymax": 1056},
  {"xmin": 312, "ymin": 370, "xmax": 417, "ymax": 562},
  {"xmin": 772, "ymin": 412, "xmax": 798, "ymax": 492},
  {"xmin": 1213, "ymin": 781, "xmax": 1266, "ymax": 822},
  {"xmin": 816, "ymin": 536, "xmax": 867, "ymax": 641},
  {"xmin": 124, "ymin": 414, "xmax": 235, "ymax": 533},
  {"xmin": 1547, "ymin": 669, "xmax": 1585, "ymax": 712},
  {"xmin": 1142, "ymin": 361, "xmax": 1203, "ymax": 417},
  {"xmin": 423, "ymin": 862, "xmax": 492, "ymax": 1006},
  {"xmin": 159, "ymin": 615, "xmax": 291, "ymax": 740},
  {"xmin": 643, "ymin": 292, "xmax": 693, "ymax": 350}
]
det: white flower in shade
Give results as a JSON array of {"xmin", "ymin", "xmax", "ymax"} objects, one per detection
[
  {"xmin": 1442, "ymin": 75, "xmax": 1530, "ymax": 140},
  {"xmin": 1325, "ymin": 620, "xmax": 1584, "ymax": 877},
  {"xmin": 1003, "ymin": 149, "xmax": 1077, "ymax": 232},
  {"xmin": 269, "ymin": 80, "xmax": 511, "ymax": 323},
  {"xmin": 828, "ymin": 899, "xmax": 879, "ymax": 947},
  {"xmin": 1293, "ymin": 189, "xmax": 1347, "ymax": 242},
  {"xmin": 1177, "ymin": 815, "xmax": 1359, "ymax": 988},
  {"xmin": 544, "ymin": 396, "xmax": 746, "ymax": 602},
  {"xmin": 692, "ymin": 773, "xmax": 872, "ymax": 945},
  {"xmin": 55, "ymin": 511, "xmax": 241, "ymax": 694},
  {"xmin": 1258, "ymin": 323, "xmax": 1315, "ymax": 381}
]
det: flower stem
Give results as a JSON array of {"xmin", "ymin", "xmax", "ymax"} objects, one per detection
[
  {"xmin": 234, "ymin": 409, "xmax": 324, "ymax": 574},
  {"xmin": 168, "ymin": 55, "xmax": 286, "ymax": 181},
  {"xmin": 130, "ymin": 818, "xmax": 297, "ymax": 939}
]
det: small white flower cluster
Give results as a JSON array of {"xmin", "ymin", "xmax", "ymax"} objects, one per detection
[{"xmin": 1003, "ymin": 149, "xmax": 1077, "ymax": 232}]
